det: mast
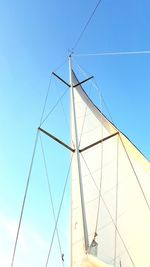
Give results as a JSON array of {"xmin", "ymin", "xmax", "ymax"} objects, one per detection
[{"xmin": 69, "ymin": 55, "xmax": 89, "ymax": 254}]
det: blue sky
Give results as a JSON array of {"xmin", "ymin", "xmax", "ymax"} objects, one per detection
[{"xmin": 0, "ymin": 0, "xmax": 150, "ymax": 266}]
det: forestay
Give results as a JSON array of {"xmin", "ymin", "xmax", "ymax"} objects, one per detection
[{"xmin": 70, "ymin": 71, "xmax": 150, "ymax": 267}]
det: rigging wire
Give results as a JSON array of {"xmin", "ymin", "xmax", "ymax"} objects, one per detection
[
  {"xmin": 53, "ymin": 59, "xmax": 68, "ymax": 73},
  {"xmin": 92, "ymin": 78, "xmax": 115, "ymax": 124},
  {"xmin": 80, "ymin": 152, "xmax": 136, "ymax": 267},
  {"xmin": 54, "ymin": 78, "xmax": 70, "ymax": 134},
  {"xmin": 40, "ymin": 59, "xmax": 68, "ymax": 126},
  {"xmin": 10, "ymin": 68, "xmax": 67, "ymax": 266},
  {"xmin": 119, "ymin": 134, "xmax": 150, "ymax": 211},
  {"xmin": 40, "ymin": 74, "xmax": 53, "ymax": 125},
  {"xmin": 40, "ymin": 59, "xmax": 68, "ymax": 127},
  {"xmin": 40, "ymin": 135, "xmax": 65, "ymax": 267},
  {"xmin": 10, "ymin": 130, "xmax": 39, "ymax": 267},
  {"xmin": 73, "ymin": 59, "xmax": 115, "ymax": 124},
  {"xmin": 73, "ymin": 50, "xmax": 150, "ymax": 57},
  {"xmin": 10, "ymin": 73, "xmax": 55, "ymax": 266},
  {"xmin": 72, "ymin": 0, "xmax": 103, "ymax": 51},
  {"xmin": 53, "ymin": 71, "xmax": 76, "ymax": 149},
  {"xmin": 40, "ymin": 88, "xmax": 68, "ymax": 126},
  {"xmin": 45, "ymin": 154, "xmax": 74, "ymax": 267}
]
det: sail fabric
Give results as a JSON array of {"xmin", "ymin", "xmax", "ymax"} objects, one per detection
[
  {"xmin": 81, "ymin": 254, "xmax": 114, "ymax": 267},
  {"xmin": 70, "ymin": 71, "xmax": 150, "ymax": 267}
]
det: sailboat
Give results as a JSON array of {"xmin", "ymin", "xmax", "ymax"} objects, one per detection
[
  {"xmin": 38, "ymin": 55, "xmax": 150, "ymax": 267},
  {"xmin": 10, "ymin": 55, "xmax": 150, "ymax": 267}
]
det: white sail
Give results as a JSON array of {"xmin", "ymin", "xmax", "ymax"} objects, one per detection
[{"xmin": 70, "ymin": 71, "xmax": 150, "ymax": 267}]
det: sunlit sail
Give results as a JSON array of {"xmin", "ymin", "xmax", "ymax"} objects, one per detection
[{"xmin": 70, "ymin": 63, "xmax": 150, "ymax": 267}]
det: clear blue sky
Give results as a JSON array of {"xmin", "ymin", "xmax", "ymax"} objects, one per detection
[{"xmin": 0, "ymin": 0, "xmax": 150, "ymax": 266}]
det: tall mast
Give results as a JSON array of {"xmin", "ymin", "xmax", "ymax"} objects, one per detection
[{"xmin": 69, "ymin": 55, "xmax": 89, "ymax": 254}]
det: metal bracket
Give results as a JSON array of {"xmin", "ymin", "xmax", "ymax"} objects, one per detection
[
  {"xmin": 79, "ymin": 132, "xmax": 119, "ymax": 153},
  {"xmin": 52, "ymin": 72, "xmax": 70, "ymax": 87},
  {"xmin": 73, "ymin": 76, "xmax": 94, "ymax": 88},
  {"xmin": 52, "ymin": 72, "xmax": 93, "ymax": 89},
  {"xmin": 38, "ymin": 127, "xmax": 75, "ymax": 152}
]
